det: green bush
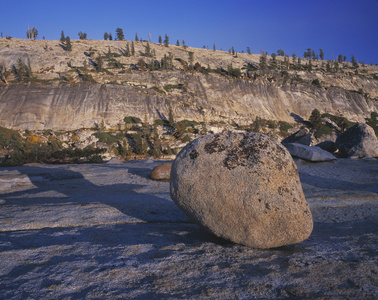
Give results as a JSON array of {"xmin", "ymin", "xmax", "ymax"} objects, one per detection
[
  {"xmin": 124, "ymin": 116, "xmax": 142, "ymax": 124},
  {"xmin": 0, "ymin": 126, "xmax": 22, "ymax": 149},
  {"xmin": 278, "ymin": 121, "xmax": 293, "ymax": 132},
  {"xmin": 164, "ymin": 84, "xmax": 185, "ymax": 92},
  {"xmin": 154, "ymin": 119, "xmax": 170, "ymax": 126},
  {"xmin": 181, "ymin": 135, "xmax": 191, "ymax": 143},
  {"xmin": 321, "ymin": 113, "xmax": 355, "ymax": 131},
  {"xmin": 176, "ymin": 119, "xmax": 199, "ymax": 128},
  {"xmin": 93, "ymin": 132, "xmax": 123, "ymax": 144},
  {"xmin": 50, "ymin": 147, "xmax": 106, "ymax": 163},
  {"xmin": 314, "ymin": 124, "xmax": 333, "ymax": 138}
]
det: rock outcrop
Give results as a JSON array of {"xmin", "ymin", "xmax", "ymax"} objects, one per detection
[
  {"xmin": 170, "ymin": 131, "xmax": 313, "ymax": 249},
  {"xmin": 0, "ymin": 39, "xmax": 377, "ymax": 131},
  {"xmin": 282, "ymin": 128, "xmax": 312, "ymax": 145},
  {"xmin": 336, "ymin": 123, "xmax": 378, "ymax": 157},
  {"xmin": 284, "ymin": 143, "xmax": 337, "ymax": 161}
]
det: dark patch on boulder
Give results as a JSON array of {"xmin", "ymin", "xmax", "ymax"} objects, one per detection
[
  {"xmin": 189, "ymin": 150, "xmax": 199, "ymax": 160},
  {"xmin": 204, "ymin": 134, "xmax": 226, "ymax": 154}
]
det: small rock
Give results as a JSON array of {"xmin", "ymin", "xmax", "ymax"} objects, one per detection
[
  {"xmin": 106, "ymin": 157, "xmax": 124, "ymax": 164},
  {"xmin": 284, "ymin": 143, "xmax": 337, "ymax": 162},
  {"xmin": 141, "ymin": 158, "xmax": 154, "ymax": 164},
  {"xmin": 150, "ymin": 163, "xmax": 172, "ymax": 181},
  {"xmin": 170, "ymin": 131, "xmax": 313, "ymax": 249},
  {"xmin": 282, "ymin": 128, "xmax": 312, "ymax": 146},
  {"xmin": 336, "ymin": 123, "xmax": 378, "ymax": 158}
]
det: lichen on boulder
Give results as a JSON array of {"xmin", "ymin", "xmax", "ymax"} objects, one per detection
[{"xmin": 170, "ymin": 131, "xmax": 313, "ymax": 249}]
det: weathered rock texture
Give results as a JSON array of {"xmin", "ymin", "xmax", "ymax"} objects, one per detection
[
  {"xmin": 0, "ymin": 38, "xmax": 377, "ymax": 131},
  {"xmin": 282, "ymin": 128, "xmax": 312, "ymax": 145},
  {"xmin": 170, "ymin": 132, "xmax": 313, "ymax": 249},
  {"xmin": 285, "ymin": 143, "xmax": 337, "ymax": 161},
  {"xmin": 336, "ymin": 123, "xmax": 378, "ymax": 157}
]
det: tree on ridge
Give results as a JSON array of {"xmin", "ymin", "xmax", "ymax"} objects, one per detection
[
  {"xmin": 26, "ymin": 26, "xmax": 38, "ymax": 40},
  {"xmin": 116, "ymin": 28, "xmax": 125, "ymax": 40}
]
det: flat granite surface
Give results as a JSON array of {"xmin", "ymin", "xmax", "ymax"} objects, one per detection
[{"xmin": 0, "ymin": 158, "xmax": 377, "ymax": 299}]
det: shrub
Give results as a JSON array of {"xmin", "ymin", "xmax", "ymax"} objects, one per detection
[
  {"xmin": 309, "ymin": 109, "xmax": 322, "ymax": 130},
  {"xmin": 182, "ymin": 135, "xmax": 191, "ymax": 143},
  {"xmin": 154, "ymin": 119, "xmax": 169, "ymax": 126},
  {"xmin": 124, "ymin": 116, "xmax": 142, "ymax": 124},
  {"xmin": 278, "ymin": 121, "xmax": 293, "ymax": 132},
  {"xmin": 164, "ymin": 84, "xmax": 185, "ymax": 92},
  {"xmin": 321, "ymin": 113, "xmax": 355, "ymax": 132},
  {"xmin": 93, "ymin": 132, "xmax": 123, "ymax": 144},
  {"xmin": 314, "ymin": 124, "xmax": 333, "ymax": 138},
  {"xmin": 312, "ymin": 79, "xmax": 321, "ymax": 87},
  {"xmin": 176, "ymin": 120, "xmax": 199, "ymax": 128},
  {"xmin": 0, "ymin": 126, "xmax": 22, "ymax": 149}
]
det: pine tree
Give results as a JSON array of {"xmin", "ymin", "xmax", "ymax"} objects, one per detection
[
  {"xmin": 168, "ymin": 104, "xmax": 175, "ymax": 127},
  {"xmin": 326, "ymin": 61, "xmax": 332, "ymax": 72},
  {"xmin": 134, "ymin": 132, "xmax": 147, "ymax": 155},
  {"xmin": 116, "ymin": 28, "xmax": 125, "ymax": 40},
  {"xmin": 152, "ymin": 125, "xmax": 162, "ymax": 158},
  {"xmin": 188, "ymin": 51, "xmax": 194, "ymax": 70},
  {"xmin": 247, "ymin": 47, "xmax": 251, "ymax": 54},
  {"xmin": 95, "ymin": 56, "xmax": 103, "ymax": 72},
  {"xmin": 135, "ymin": 33, "xmax": 139, "ymax": 41},
  {"xmin": 104, "ymin": 32, "xmax": 109, "ymax": 40},
  {"xmin": 65, "ymin": 36, "xmax": 72, "ymax": 51},
  {"xmin": 304, "ymin": 48, "xmax": 312, "ymax": 59},
  {"xmin": 319, "ymin": 48, "xmax": 324, "ymax": 60},
  {"xmin": 158, "ymin": 35, "xmax": 162, "ymax": 45},
  {"xmin": 309, "ymin": 109, "xmax": 322, "ymax": 130},
  {"xmin": 164, "ymin": 34, "xmax": 169, "ymax": 47},
  {"xmin": 26, "ymin": 26, "xmax": 38, "ymax": 40},
  {"xmin": 60, "ymin": 30, "xmax": 65, "ymax": 44},
  {"xmin": 351, "ymin": 54, "xmax": 359, "ymax": 69},
  {"xmin": 270, "ymin": 53, "xmax": 277, "ymax": 69},
  {"xmin": 308, "ymin": 59, "xmax": 312, "ymax": 71},
  {"xmin": 259, "ymin": 53, "xmax": 267, "ymax": 70},
  {"xmin": 109, "ymin": 33, "xmax": 113, "ymax": 40},
  {"xmin": 176, "ymin": 40, "xmax": 180, "ymax": 46},
  {"xmin": 131, "ymin": 42, "xmax": 135, "ymax": 56},
  {"xmin": 78, "ymin": 31, "xmax": 87, "ymax": 40},
  {"xmin": 126, "ymin": 43, "xmax": 130, "ymax": 56},
  {"xmin": 145, "ymin": 42, "xmax": 151, "ymax": 57},
  {"xmin": 292, "ymin": 51, "xmax": 297, "ymax": 63}
]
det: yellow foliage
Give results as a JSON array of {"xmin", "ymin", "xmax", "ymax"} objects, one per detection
[
  {"xmin": 27, "ymin": 135, "xmax": 39, "ymax": 143},
  {"xmin": 71, "ymin": 135, "xmax": 80, "ymax": 141}
]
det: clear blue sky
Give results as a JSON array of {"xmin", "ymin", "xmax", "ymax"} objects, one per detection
[{"xmin": 1, "ymin": 0, "xmax": 378, "ymax": 64}]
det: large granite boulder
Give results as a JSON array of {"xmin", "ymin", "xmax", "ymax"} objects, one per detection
[
  {"xmin": 282, "ymin": 128, "xmax": 312, "ymax": 146},
  {"xmin": 284, "ymin": 143, "xmax": 337, "ymax": 162},
  {"xmin": 170, "ymin": 131, "xmax": 313, "ymax": 249},
  {"xmin": 336, "ymin": 123, "xmax": 378, "ymax": 158}
]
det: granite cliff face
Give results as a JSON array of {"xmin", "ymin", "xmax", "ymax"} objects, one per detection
[{"xmin": 0, "ymin": 38, "xmax": 377, "ymax": 131}]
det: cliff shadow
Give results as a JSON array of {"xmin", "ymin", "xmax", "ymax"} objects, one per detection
[{"xmin": 0, "ymin": 163, "xmax": 188, "ymax": 225}]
